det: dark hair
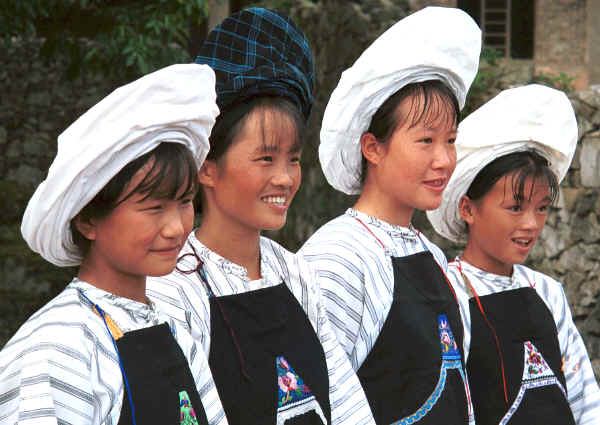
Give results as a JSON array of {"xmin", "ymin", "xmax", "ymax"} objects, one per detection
[
  {"xmin": 359, "ymin": 80, "xmax": 460, "ymax": 184},
  {"xmin": 207, "ymin": 96, "xmax": 306, "ymax": 162},
  {"xmin": 71, "ymin": 142, "xmax": 199, "ymax": 253},
  {"xmin": 466, "ymin": 150, "xmax": 559, "ymax": 204}
]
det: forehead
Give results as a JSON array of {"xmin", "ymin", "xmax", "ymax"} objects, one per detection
[
  {"xmin": 231, "ymin": 106, "xmax": 300, "ymax": 152},
  {"xmin": 396, "ymin": 91, "xmax": 457, "ymax": 132},
  {"xmin": 491, "ymin": 172, "xmax": 551, "ymax": 200}
]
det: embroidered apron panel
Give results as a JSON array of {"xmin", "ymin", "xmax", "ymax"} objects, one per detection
[
  {"xmin": 467, "ymin": 287, "xmax": 575, "ymax": 425},
  {"xmin": 357, "ymin": 251, "xmax": 469, "ymax": 425},
  {"xmin": 116, "ymin": 323, "xmax": 210, "ymax": 425},
  {"xmin": 208, "ymin": 283, "xmax": 331, "ymax": 425}
]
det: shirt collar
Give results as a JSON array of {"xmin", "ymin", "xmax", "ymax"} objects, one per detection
[
  {"xmin": 346, "ymin": 208, "xmax": 419, "ymax": 240},
  {"xmin": 456, "ymin": 258, "xmax": 517, "ymax": 289}
]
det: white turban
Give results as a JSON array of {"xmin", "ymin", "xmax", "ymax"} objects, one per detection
[
  {"xmin": 21, "ymin": 63, "xmax": 219, "ymax": 267},
  {"xmin": 319, "ymin": 6, "xmax": 482, "ymax": 195},
  {"xmin": 427, "ymin": 84, "xmax": 578, "ymax": 243}
]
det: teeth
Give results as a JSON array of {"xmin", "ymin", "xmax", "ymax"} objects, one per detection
[
  {"xmin": 262, "ymin": 196, "xmax": 286, "ymax": 205},
  {"xmin": 514, "ymin": 239, "xmax": 530, "ymax": 245}
]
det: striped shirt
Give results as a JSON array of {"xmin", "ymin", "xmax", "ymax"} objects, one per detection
[
  {"xmin": 0, "ymin": 279, "xmax": 227, "ymax": 425},
  {"xmin": 299, "ymin": 208, "xmax": 449, "ymax": 370},
  {"xmin": 447, "ymin": 259, "xmax": 600, "ymax": 425},
  {"xmin": 146, "ymin": 232, "xmax": 376, "ymax": 425}
]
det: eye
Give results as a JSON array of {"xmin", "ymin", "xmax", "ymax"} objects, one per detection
[
  {"xmin": 507, "ymin": 204, "xmax": 521, "ymax": 212},
  {"xmin": 448, "ymin": 138, "xmax": 456, "ymax": 145},
  {"xmin": 290, "ymin": 155, "xmax": 301, "ymax": 163},
  {"xmin": 180, "ymin": 197, "xmax": 194, "ymax": 206},
  {"xmin": 419, "ymin": 137, "xmax": 433, "ymax": 144},
  {"xmin": 538, "ymin": 204, "xmax": 549, "ymax": 213},
  {"xmin": 256, "ymin": 155, "xmax": 273, "ymax": 162},
  {"xmin": 142, "ymin": 204, "xmax": 163, "ymax": 212}
]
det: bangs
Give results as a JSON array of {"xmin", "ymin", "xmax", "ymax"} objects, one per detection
[
  {"xmin": 117, "ymin": 143, "xmax": 199, "ymax": 205},
  {"xmin": 403, "ymin": 86, "xmax": 459, "ymax": 130},
  {"xmin": 255, "ymin": 104, "xmax": 304, "ymax": 154},
  {"xmin": 509, "ymin": 163, "xmax": 559, "ymax": 205}
]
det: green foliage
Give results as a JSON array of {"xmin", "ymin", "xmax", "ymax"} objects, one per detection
[
  {"xmin": 532, "ymin": 71, "xmax": 575, "ymax": 94},
  {"xmin": 1, "ymin": 0, "xmax": 208, "ymax": 81},
  {"xmin": 463, "ymin": 47, "xmax": 505, "ymax": 116}
]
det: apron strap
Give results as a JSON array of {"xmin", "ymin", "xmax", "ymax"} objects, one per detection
[
  {"xmin": 456, "ymin": 259, "xmax": 510, "ymax": 407},
  {"xmin": 78, "ymin": 290, "xmax": 138, "ymax": 425},
  {"xmin": 176, "ymin": 241, "xmax": 252, "ymax": 382}
]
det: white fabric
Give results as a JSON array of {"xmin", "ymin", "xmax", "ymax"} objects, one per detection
[
  {"xmin": 0, "ymin": 279, "xmax": 228, "ymax": 425},
  {"xmin": 21, "ymin": 64, "xmax": 219, "ymax": 267},
  {"xmin": 427, "ymin": 84, "xmax": 578, "ymax": 243},
  {"xmin": 446, "ymin": 260, "xmax": 600, "ymax": 425},
  {"xmin": 147, "ymin": 233, "xmax": 376, "ymax": 425},
  {"xmin": 319, "ymin": 6, "xmax": 481, "ymax": 194}
]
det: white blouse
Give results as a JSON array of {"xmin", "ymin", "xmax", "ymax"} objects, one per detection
[
  {"xmin": 147, "ymin": 232, "xmax": 375, "ymax": 425},
  {"xmin": 0, "ymin": 279, "xmax": 227, "ymax": 425},
  {"xmin": 446, "ymin": 259, "xmax": 600, "ymax": 425},
  {"xmin": 299, "ymin": 208, "xmax": 449, "ymax": 370}
]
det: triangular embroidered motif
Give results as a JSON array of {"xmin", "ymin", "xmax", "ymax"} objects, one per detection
[
  {"xmin": 438, "ymin": 314, "xmax": 461, "ymax": 360},
  {"xmin": 179, "ymin": 390, "xmax": 200, "ymax": 425},
  {"xmin": 276, "ymin": 355, "xmax": 326, "ymax": 425},
  {"xmin": 522, "ymin": 341, "xmax": 555, "ymax": 381}
]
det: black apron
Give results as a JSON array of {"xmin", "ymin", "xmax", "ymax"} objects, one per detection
[
  {"xmin": 81, "ymin": 292, "xmax": 210, "ymax": 425},
  {"xmin": 206, "ymin": 282, "xmax": 331, "ymax": 425},
  {"xmin": 465, "ymin": 281, "xmax": 576, "ymax": 425},
  {"xmin": 355, "ymin": 220, "xmax": 470, "ymax": 425}
]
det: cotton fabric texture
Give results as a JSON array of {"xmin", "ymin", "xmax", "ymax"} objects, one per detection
[
  {"xmin": 0, "ymin": 279, "xmax": 228, "ymax": 425},
  {"xmin": 427, "ymin": 84, "xmax": 578, "ymax": 243},
  {"xmin": 319, "ymin": 6, "xmax": 481, "ymax": 195},
  {"xmin": 21, "ymin": 64, "xmax": 219, "ymax": 267},
  {"xmin": 446, "ymin": 260, "xmax": 600, "ymax": 425},
  {"xmin": 195, "ymin": 7, "xmax": 314, "ymax": 121}
]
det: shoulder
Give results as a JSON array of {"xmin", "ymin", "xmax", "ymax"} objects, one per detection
[
  {"xmin": 300, "ymin": 215, "xmax": 383, "ymax": 268},
  {"xmin": 417, "ymin": 232, "xmax": 449, "ymax": 270}
]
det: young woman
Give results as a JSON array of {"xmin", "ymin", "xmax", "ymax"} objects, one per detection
[
  {"xmin": 0, "ymin": 64, "xmax": 226, "ymax": 425},
  {"xmin": 427, "ymin": 84, "xmax": 600, "ymax": 425},
  {"xmin": 299, "ymin": 7, "xmax": 481, "ymax": 425},
  {"xmin": 147, "ymin": 8, "xmax": 375, "ymax": 425}
]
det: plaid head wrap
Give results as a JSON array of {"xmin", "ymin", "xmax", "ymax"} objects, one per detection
[{"xmin": 195, "ymin": 7, "xmax": 314, "ymax": 122}]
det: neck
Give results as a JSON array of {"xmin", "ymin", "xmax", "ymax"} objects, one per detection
[
  {"xmin": 195, "ymin": 213, "xmax": 261, "ymax": 280},
  {"xmin": 461, "ymin": 244, "xmax": 514, "ymax": 277},
  {"xmin": 354, "ymin": 180, "xmax": 413, "ymax": 227},
  {"xmin": 77, "ymin": 257, "xmax": 147, "ymax": 303}
]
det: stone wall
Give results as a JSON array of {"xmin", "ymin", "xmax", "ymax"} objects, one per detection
[{"xmin": 535, "ymin": 0, "xmax": 588, "ymax": 89}]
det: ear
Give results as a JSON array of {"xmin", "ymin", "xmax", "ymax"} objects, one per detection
[
  {"xmin": 458, "ymin": 195, "xmax": 476, "ymax": 225},
  {"xmin": 360, "ymin": 133, "xmax": 385, "ymax": 166},
  {"xmin": 73, "ymin": 215, "xmax": 97, "ymax": 241},
  {"xmin": 198, "ymin": 160, "xmax": 217, "ymax": 187}
]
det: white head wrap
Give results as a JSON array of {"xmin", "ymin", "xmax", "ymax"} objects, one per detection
[
  {"xmin": 319, "ymin": 6, "xmax": 482, "ymax": 194},
  {"xmin": 21, "ymin": 63, "xmax": 219, "ymax": 267},
  {"xmin": 427, "ymin": 84, "xmax": 578, "ymax": 243}
]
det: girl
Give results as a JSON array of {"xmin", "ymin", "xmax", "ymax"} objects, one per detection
[
  {"xmin": 147, "ymin": 8, "xmax": 375, "ymax": 425},
  {"xmin": 299, "ymin": 7, "xmax": 481, "ymax": 425},
  {"xmin": 427, "ymin": 84, "xmax": 600, "ymax": 424},
  {"xmin": 0, "ymin": 64, "xmax": 226, "ymax": 425}
]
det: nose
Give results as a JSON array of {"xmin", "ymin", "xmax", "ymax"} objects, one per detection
[
  {"xmin": 161, "ymin": 208, "xmax": 186, "ymax": 239},
  {"xmin": 432, "ymin": 142, "xmax": 456, "ymax": 170},
  {"xmin": 271, "ymin": 164, "xmax": 296, "ymax": 188},
  {"xmin": 520, "ymin": 208, "xmax": 541, "ymax": 230}
]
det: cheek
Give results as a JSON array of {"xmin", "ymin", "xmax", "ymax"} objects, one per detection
[{"xmin": 182, "ymin": 208, "xmax": 195, "ymax": 234}]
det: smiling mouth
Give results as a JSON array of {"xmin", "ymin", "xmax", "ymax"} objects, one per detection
[
  {"xmin": 261, "ymin": 196, "xmax": 287, "ymax": 206},
  {"xmin": 512, "ymin": 238, "xmax": 533, "ymax": 248},
  {"xmin": 424, "ymin": 179, "xmax": 447, "ymax": 188}
]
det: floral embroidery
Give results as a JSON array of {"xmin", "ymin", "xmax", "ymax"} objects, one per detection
[
  {"xmin": 499, "ymin": 341, "xmax": 567, "ymax": 425},
  {"xmin": 277, "ymin": 356, "xmax": 312, "ymax": 407},
  {"xmin": 524, "ymin": 341, "xmax": 551, "ymax": 378},
  {"xmin": 179, "ymin": 391, "xmax": 200, "ymax": 425},
  {"xmin": 438, "ymin": 314, "xmax": 461, "ymax": 361},
  {"xmin": 276, "ymin": 356, "xmax": 326, "ymax": 425}
]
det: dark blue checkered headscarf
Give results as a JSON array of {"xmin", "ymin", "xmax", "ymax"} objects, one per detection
[{"xmin": 195, "ymin": 7, "xmax": 314, "ymax": 122}]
